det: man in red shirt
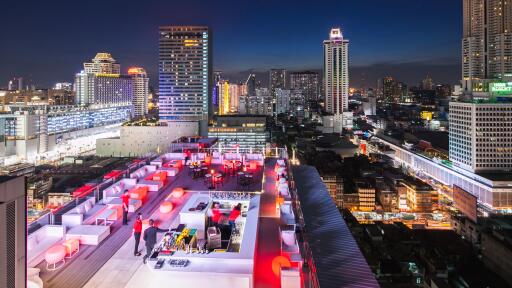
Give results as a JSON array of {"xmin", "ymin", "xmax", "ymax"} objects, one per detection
[
  {"xmin": 121, "ymin": 191, "xmax": 129, "ymax": 225},
  {"xmin": 133, "ymin": 213, "xmax": 142, "ymax": 256}
]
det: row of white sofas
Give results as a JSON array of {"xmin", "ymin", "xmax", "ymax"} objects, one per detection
[
  {"xmin": 27, "ymin": 225, "xmax": 65, "ymax": 268},
  {"xmin": 28, "ymin": 197, "xmax": 113, "ymax": 267},
  {"xmin": 61, "ymin": 197, "xmax": 108, "ymax": 228},
  {"xmin": 102, "ymin": 178, "xmax": 137, "ymax": 202}
]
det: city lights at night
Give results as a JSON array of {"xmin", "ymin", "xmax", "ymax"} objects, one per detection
[{"xmin": 2, "ymin": 1, "xmax": 512, "ymax": 288}]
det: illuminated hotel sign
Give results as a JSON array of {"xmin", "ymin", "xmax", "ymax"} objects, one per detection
[
  {"xmin": 95, "ymin": 73, "xmax": 120, "ymax": 78},
  {"xmin": 489, "ymin": 82, "xmax": 512, "ymax": 95}
]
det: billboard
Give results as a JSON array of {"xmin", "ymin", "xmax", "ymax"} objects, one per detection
[{"xmin": 453, "ymin": 185, "xmax": 477, "ymax": 223}]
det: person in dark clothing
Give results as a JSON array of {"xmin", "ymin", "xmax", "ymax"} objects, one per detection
[
  {"xmin": 121, "ymin": 190, "xmax": 129, "ymax": 225},
  {"xmin": 133, "ymin": 213, "xmax": 142, "ymax": 256},
  {"xmin": 142, "ymin": 219, "xmax": 168, "ymax": 264}
]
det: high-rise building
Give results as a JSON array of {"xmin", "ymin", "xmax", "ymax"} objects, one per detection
[
  {"xmin": 270, "ymin": 69, "xmax": 286, "ymax": 99},
  {"xmin": 449, "ymin": 101, "xmax": 512, "ymax": 172},
  {"xmin": 213, "ymin": 71, "xmax": 222, "ymax": 110},
  {"xmin": 74, "ymin": 53, "xmax": 141, "ymax": 108},
  {"xmin": 75, "ymin": 72, "xmax": 133, "ymax": 105},
  {"xmin": 0, "ymin": 176, "xmax": 26, "ymax": 288},
  {"xmin": 463, "ymin": 0, "xmax": 512, "ymax": 90},
  {"xmin": 218, "ymin": 80, "xmax": 230, "ymax": 115},
  {"xmin": 83, "ymin": 52, "xmax": 121, "ymax": 74},
  {"xmin": 245, "ymin": 74, "xmax": 256, "ymax": 96},
  {"xmin": 420, "ymin": 75, "xmax": 434, "ymax": 90},
  {"xmin": 159, "ymin": 26, "xmax": 211, "ymax": 134},
  {"xmin": 323, "ymin": 28, "xmax": 349, "ymax": 123},
  {"xmin": 128, "ymin": 67, "xmax": 149, "ymax": 117},
  {"xmin": 290, "ymin": 71, "xmax": 319, "ymax": 101}
]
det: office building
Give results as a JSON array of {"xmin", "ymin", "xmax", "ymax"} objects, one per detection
[
  {"xmin": 159, "ymin": 26, "xmax": 211, "ymax": 134},
  {"xmin": 324, "ymin": 28, "xmax": 350, "ymax": 131},
  {"xmin": 0, "ymin": 176, "xmax": 26, "ymax": 288},
  {"xmin": 463, "ymin": 0, "xmax": 512, "ymax": 91},
  {"xmin": 270, "ymin": 69, "xmax": 286, "ymax": 99},
  {"xmin": 275, "ymin": 88, "xmax": 291, "ymax": 114},
  {"xmin": 290, "ymin": 71, "xmax": 319, "ymax": 101},
  {"xmin": 245, "ymin": 73, "xmax": 256, "ymax": 96},
  {"xmin": 239, "ymin": 88, "xmax": 274, "ymax": 116},
  {"xmin": 208, "ymin": 115, "xmax": 268, "ymax": 150},
  {"xmin": 128, "ymin": 67, "xmax": 149, "ymax": 117},
  {"xmin": 449, "ymin": 101, "xmax": 512, "ymax": 173}
]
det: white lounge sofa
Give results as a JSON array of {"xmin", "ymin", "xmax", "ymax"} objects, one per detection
[
  {"xmin": 106, "ymin": 197, "xmax": 142, "ymax": 213},
  {"xmin": 102, "ymin": 178, "xmax": 137, "ymax": 202},
  {"xmin": 159, "ymin": 167, "xmax": 179, "ymax": 177},
  {"xmin": 61, "ymin": 198, "xmax": 107, "ymax": 228},
  {"xmin": 66, "ymin": 225, "xmax": 110, "ymax": 245},
  {"xmin": 27, "ymin": 225, "xmax": 65, "ymax": 267},
  {"xmin": 130, "ymin": 165, "xmax": 157, "ymax": 180}
]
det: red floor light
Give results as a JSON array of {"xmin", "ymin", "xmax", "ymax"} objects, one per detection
[{"xmin": 271, "ymin": 255, "xmax": 291, "ymax": 276}]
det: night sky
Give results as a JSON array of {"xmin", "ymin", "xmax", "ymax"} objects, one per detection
[{"xmin": 1, "ymin": 0, "xmax": 462, "ymax": 88}]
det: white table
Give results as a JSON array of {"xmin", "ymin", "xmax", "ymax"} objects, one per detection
[{"xmin": 95, "ymin": 209, "xmax": 115, "ymax": 225}]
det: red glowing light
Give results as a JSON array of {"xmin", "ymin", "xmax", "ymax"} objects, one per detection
[{"xmin": 271, "ymin": 256, "xmax": 291, "ymax": 276}]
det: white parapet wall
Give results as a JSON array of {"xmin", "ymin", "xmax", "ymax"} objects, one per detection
[{"xmin": 96, "ymin": 122, "xmax": 199, "ymax": 157}]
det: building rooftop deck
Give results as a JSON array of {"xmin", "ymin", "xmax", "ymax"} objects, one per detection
[{"xmin": 37, "ymin": 157, "xmax": 281, "ymax": 288}]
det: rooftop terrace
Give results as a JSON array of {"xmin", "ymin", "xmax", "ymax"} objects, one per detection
[{"xmin": 29, "ymin": 149, "xmax": 310, "ymax": 288}]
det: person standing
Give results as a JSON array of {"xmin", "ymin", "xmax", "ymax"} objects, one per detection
[
  {"xmin": 228, "ymin": 203, "xmax": 242, "ymax": 228},
  {"xmin": 121, "ymin": 191, "xmax": 129, "ymax": 225},
  {"xmin": 133, "ymin": 213, "xmax": 142, "ymax": 256},
  {"xmin": 142, "ymin": 219, "xmax": 167, "ymax": 264}
]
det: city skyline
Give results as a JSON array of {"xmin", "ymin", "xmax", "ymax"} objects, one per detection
[{"xmin": 2, "ymin": 0, "xmax": 462, "ymax": 88}]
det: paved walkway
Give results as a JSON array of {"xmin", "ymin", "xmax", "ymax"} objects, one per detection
[
  {"xmin": 254, "ymin": 158, "xmax": 281, "ymax": 288},
  {"xmin": 40, "ymin": 172, "xmax": 188, "ymax": 288}
]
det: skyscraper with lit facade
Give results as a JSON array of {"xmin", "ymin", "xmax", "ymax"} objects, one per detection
[
  {"xmin": 290, "ymin": 71, "xmax": 319, "ymax": 101},
  {"xmin": 270, "ymin": 69, "xmax": 286, "ymax": 99},
  {"xmin": 463, "ymin": 0, "xmax": 512, "ymax": 91},
  {"xmin": 324, "ymin": 28, "xmax": 349, "ymax": 114},
  {"xmin": 159, "ymin": 26, "xmax": 211, "ymax": 134},
  {"xmin": 128, "ymin": 67, "xmax": 149, "ymax": 117}
]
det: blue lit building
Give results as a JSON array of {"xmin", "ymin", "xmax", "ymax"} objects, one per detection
[{"xmin": 158, "ymin": 26, "xmax": 212, "ymax": 135}]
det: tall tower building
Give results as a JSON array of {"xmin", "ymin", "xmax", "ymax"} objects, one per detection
[
  {"xmin": 323, "ymin": 28, "xmax": 349, "ymax": 115},
  {"xmin": 487, "ymin": 0, "xmax": 512, "ymax": 79},
  {"xmin": 128, "ymin": 67, "xmax": 149, "ymax": 117},
  {"xmin": 463, "ymin": 0, "xmax": 512, "ymax": 90},
  {"xmin": 290, "ymin": 71, "xmax": 319, "ymax": 101},
  {"xmin": 159, "ymin": 26, "xmax": 211, "ymax": 134},
  {"xmin": 218, "ymin": 80, "xmax": 230, "ymax": 115},
  {"xmin": 270, "ymin": 69, "xmax": 286, "ymax": 99}
]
